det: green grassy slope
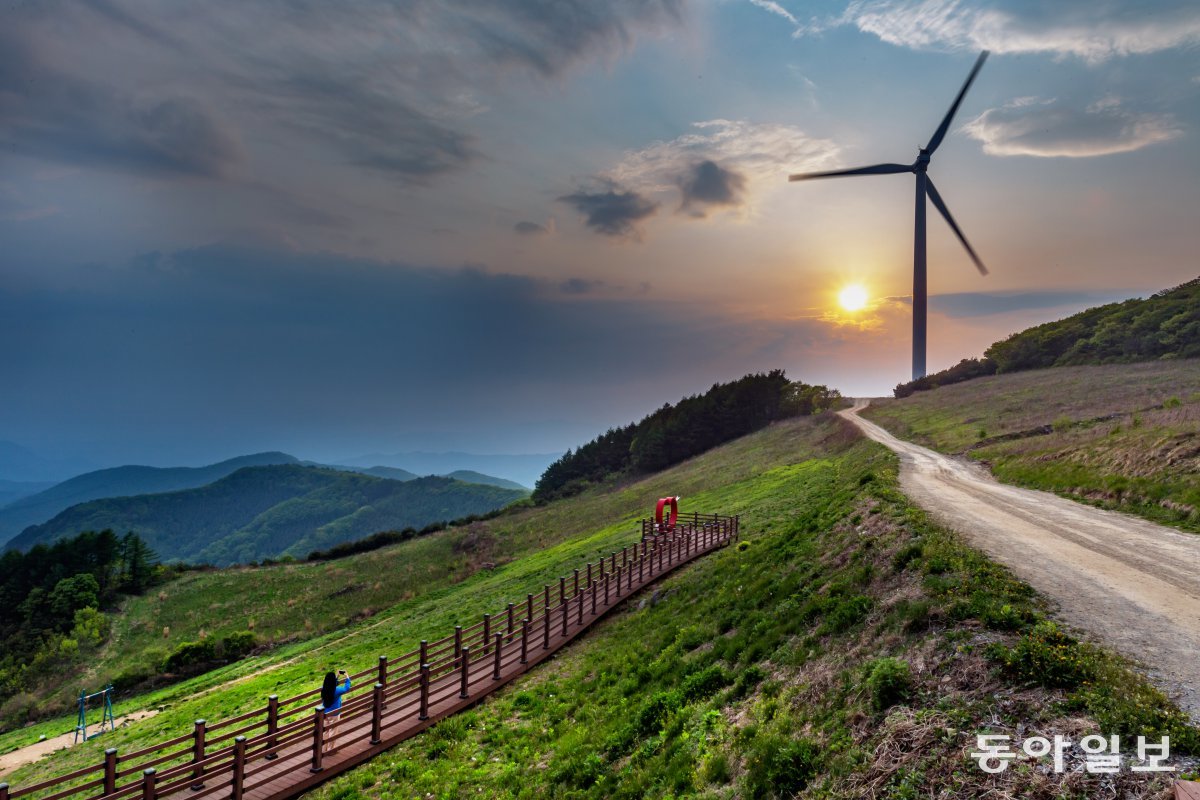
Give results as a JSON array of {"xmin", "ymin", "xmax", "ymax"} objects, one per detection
[
  {"xmin": 864, "ymin": 360, "xmax": 1200, "ymax": 533},
  {"xmin": 2, "ymin": 414, "xmax": 1194, "ymax": 798},
  {"xmin": 8, "ymin": 467, "xmax": 525, "ymax": 565}
]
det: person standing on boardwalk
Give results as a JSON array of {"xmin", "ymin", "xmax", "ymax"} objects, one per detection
[{"xmin": 319, "ymin": 669, "xmax": 351, "ymax": 753}]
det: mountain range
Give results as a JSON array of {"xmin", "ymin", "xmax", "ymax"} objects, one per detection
[
  {"xmin": 336, "ymin": 451, "xmax": 559, "ymax": 489},
  {"xmin": 6, "ymin": 464, "xmax": 527, "ymax": 566}
]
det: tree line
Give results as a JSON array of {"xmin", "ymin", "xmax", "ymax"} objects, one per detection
[
  {"xmin": 533, "ymin": 371, "xmax": 841, "ymax": 502},
  {"xmin": 0, "ymin": 530, "xmax": 160, "ymax": 726},
  {"xmin": 894, "ymin": 277, "xmax": 1200, "ymax": 397}
]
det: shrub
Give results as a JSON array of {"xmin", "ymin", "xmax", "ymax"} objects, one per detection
[
  {"xmin": 680, "ymin": 665, "xmax": 730, "ymax": 703},
  {"xmin": 162, "ymin": 640, "xmax": 216, "ymax": 673},
  {"xmin": 741, "ymin": 734, "xmax": 819, "ymax": 799},
  {"xmin": 220, "ymin": 631, "xmax": 257, "ymax": 660},
  {"xmin": 866, "ymin": 657, "xmax": 913, "ymax": 711},
  {"xmin": 989, "ymin": 621, "xmax": 1098, "ymax": 689}
]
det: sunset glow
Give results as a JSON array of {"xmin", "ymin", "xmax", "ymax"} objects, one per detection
[{"xmin": 838, "ymin": 285, "xmax": 869, "ymax": 312}]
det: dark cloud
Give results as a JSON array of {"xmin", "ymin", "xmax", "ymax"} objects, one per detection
[
  {"xmin": 0, "ymin": 31, "xmax": 240, "ymax": 179},
  {"xmin": 515, "ymin": 221, "xmax": 550, "ymax": 235},
  {"xmin": 0, "ymin": 244, "xmax": 829, "ymax": 463},
  {"xmin": 559, "ymin": 278, "xmax": 604, "ymax": 294},
  {"xmin": 930, "ymin": 290, "xmax": 1142, "ymax": 318},
  {"xmin": 2, "ymin": 1, "xmax": 685, "ymax": 185},
  {"xmin": 677, "ymin": 160, "xmax": 746, "ymax": 217},
  {"xmin": 558, "ymin": 182, "xmax": 659, "ymax": 238},
  {"xmin": 447, "ymin": 0, "xmax": 683, "ymax": 77}
]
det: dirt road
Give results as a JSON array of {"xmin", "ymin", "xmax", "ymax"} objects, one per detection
[{"xmin": 841, "ymin": 400, "xmax": 1200, "ymax": 721}]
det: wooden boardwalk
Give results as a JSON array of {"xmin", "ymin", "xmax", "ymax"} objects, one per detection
[{"xmin": 2, "ymin": 515, "xmax": 737, "ymax": 800}]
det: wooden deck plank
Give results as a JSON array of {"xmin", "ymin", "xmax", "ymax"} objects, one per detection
[{"xmin": 1176, "ymin": 780, "xmax": 1200, "ymax": 800}]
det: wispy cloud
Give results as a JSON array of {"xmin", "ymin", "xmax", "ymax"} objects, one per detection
[
  {"xmin": 560, "ymin": 119, "xmax": 837, "ymax": 237},
  {"xmin": 747, "ymin": 0, "xmax": 799, "ymax": 26},
  {"xmin": 609, "ymin": 119, "xmax": 839, "ymax": 202},
  {"xmin": 963, "ymin": 96, "xmax": 1182, "ymax": 157},
  {"xmin": 831, "ymin": 0, "xmax": 1200, "ymax": 62}
]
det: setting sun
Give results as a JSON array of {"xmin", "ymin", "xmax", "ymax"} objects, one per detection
[{"xmin": 838, "ymin": 284, "xmax": 869, "ymax": 312}]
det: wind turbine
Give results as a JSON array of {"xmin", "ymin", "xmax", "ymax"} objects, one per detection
[{"xmin": 790, "ymin": 51, "xmax": 990, "ymax": 381}]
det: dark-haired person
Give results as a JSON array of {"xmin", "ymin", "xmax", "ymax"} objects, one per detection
[{"xmin": 318, "ymin": 669, "xmax": 351, "ymax": 752}]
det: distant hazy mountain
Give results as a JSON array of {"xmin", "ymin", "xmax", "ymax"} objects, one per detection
[
  {"xmin": 0, "ymin": 479, "xmax": 56, "ymax": 507},
  {"xmin": 332, "ymin": 464, "xmax": 528, "ymax": 491},
  {"xmin": 331, "ymin": 465, "xmax": 420, "ymax": 482},
  {"xmin": 336, "ymin": 451, "xmax": 558, "ymax": 489},
  {"xmin": 0, "ymin": 440, "xmax": 97, "ymax": 483},
  {"xmin": 0, "ymin": 452, "xmax": 299, "ymax": 546},
  {"xmin": 442, "ymin": 470, "xmax": 529, "ymax": 491},
  {"xmin": 6, "ymin": 464, "xmax": 526, "ymax": 566}
]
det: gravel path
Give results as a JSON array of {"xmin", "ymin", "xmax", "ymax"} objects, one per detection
[{"xmin": 842, "ymin": 400, "xmax": 1200, "ymax": 722}]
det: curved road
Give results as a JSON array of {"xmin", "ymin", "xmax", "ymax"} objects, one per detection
[{"xmin": 841, "ymin": 400, "xmax": 1200, "ymax": 721}]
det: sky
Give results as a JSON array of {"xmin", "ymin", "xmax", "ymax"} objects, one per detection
[{"xmin": 2, "ymin": 0, "xmax": 1199, "ymax": 470}]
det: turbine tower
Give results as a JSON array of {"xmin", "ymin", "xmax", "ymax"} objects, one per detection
[{"xmin": 790, "ymin": 51, "xmax": 991, "ymax": 381}]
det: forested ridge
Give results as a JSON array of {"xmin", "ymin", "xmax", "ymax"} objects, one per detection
[
  {"xmin": 533, "ymin": 371, "xmax": 840, "ymax": 502},
  {"xmin": 895, "ymin": 276, "xmax": 1200, "ymax": 397}
]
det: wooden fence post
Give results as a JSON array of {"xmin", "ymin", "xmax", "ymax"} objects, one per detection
[
  {"xmin": 493, "ymin": 633, "xmax": 502, "ymax": 680},
  {"xmin": 639, "ymin": 543, "xmax": 644, "ymax": 582},
  {"xmin": 573, "ymin": 569, "xmax": 580, "ymax": 596},
  {"xmin": 543, "ymin": 584, "xmax": 550, "ymax": 618},
  {"xmin": 577, "ymin": 585, "xmax": 584, "ymax": 625},
  {"xmin": 454, "ymin": 626, "xmax": 462, "ymax": 660},
  {"xmin": 587, "ymin": 562, "xmax": 592, "ymax": 588},
  {"xmin": 507, "ymin": 603, "xmax": 515, "ymax": 635},
  {"xmin": 604, "ymin": 571, "xmax": 610, "ymax": 606},
  {"xmin": 141, "ymin": 769, "xmax": 157, "ymax": 800},
  {"xmin": 559, "ymin": 576, "xmax": 566, "ymax": 607},
  {"xmin": 0, "ymin": 784, "xmax": 7, "ymax": 800},
  {"xmin": 419, "ymin": 665, "xmax": 430, "ymax": 720},
  {"xmin": 377, "ymin": 655, "xmax": 388, "ymax": 689},
  {"xmin": 520, "ymin": 619, "xmax": 529, "ymax": 664},
  {"xmin": 104, "ymin": 749, "xmax": 118, "ymax": 794},
  {"xmin": 562, "ymin": 592, "xmax": 569, "ymax": 635},
  {"xmin": 190, "ymin": 719, "xmax": 206, "ymax": 789},
  {"xmin": 526, "ymin": 593, "xmax": 534, "ymax": 624},
  {"xmin": 543, "ymin": 605, "xmax": 551, "ymax": 649},
  {"xmin": 310, "ymin": 709, "xmax": 324, "ymax": 773},
  {"xmin": 265, "ymin": 695, "xmax": 279, "ymax": 759},
  {"xmin": 459, "ymin": 647, "xmax": 471, "ymax": 699},
  {"xmin": 232, "ymin": 737, "xmax": 246, "ymax": 800},
  {"xmin": 591, "ymin": 575, "xmax": 597, "ymax": 614},
  {"xmin": 371, "ymin": 684, "xmax": 383, "ymax": 745}
]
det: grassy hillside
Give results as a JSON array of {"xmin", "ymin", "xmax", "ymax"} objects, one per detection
[
  {"xmin": 865, "ymin": 360, "xmax": 1200, "ymax": 533},
  {"xmin": 0, "ymin": 453, "xmax": 298, "ymax": 546},
  {"xmin": 895, "ymin": 276, "xmax": 1200, "ymax": 397},
  {"xmin": 8, "ymin": 466, "xmax": 526, "ymax": 565},
  {"xmin": 1, "ymin": 415, "xmax": 1193, "ymax": 798}
]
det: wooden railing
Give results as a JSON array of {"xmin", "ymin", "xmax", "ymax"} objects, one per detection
[{"xmin": 1, "ymin": 514, "xmax": 738, "ymax": 800}]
